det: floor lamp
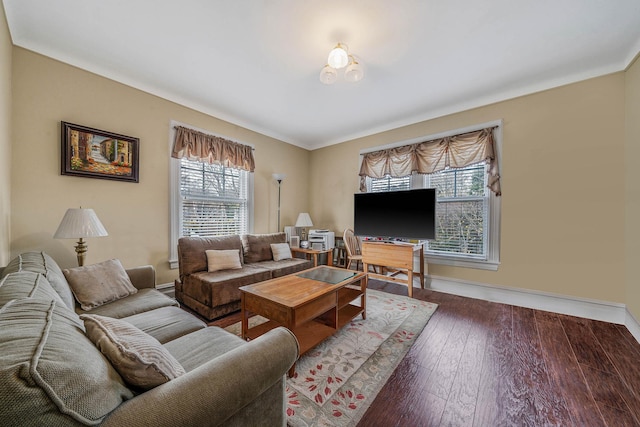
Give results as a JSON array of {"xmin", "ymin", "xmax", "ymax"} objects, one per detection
[{"xmin": 273, "ymin": 173, "xmax": 286, "ymax": 232}]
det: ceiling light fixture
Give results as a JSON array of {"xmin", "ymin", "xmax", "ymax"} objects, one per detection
[
  {"xmin": 344, "ymin": 56, "xmax": 364, "ymax": 83},
  {"xmin": 319, "ymin": 43, "xmax": 364, "ymax": 85},
  {"xmin": 327, "ymin": 43, "xmax": 349, "ymax": 69}
]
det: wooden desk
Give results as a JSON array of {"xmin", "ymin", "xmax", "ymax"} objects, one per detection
[
  {"xmin": 361, "ymin": 241, "xmax": 425, "ymax": 298},
  {"xmin": 290, "ymin": 247, "xmax": 333, "ymax": 267}
]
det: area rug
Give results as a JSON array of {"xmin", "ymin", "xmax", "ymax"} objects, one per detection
[{"xmin": 225, "ymin": 289, "xmax": 437, "ymax": 427}]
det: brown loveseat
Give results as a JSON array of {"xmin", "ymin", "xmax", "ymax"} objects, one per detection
[
  {"xmin": 0, "ymin": 251, "xmax": 299, "ymax": 426},
  {"xmin": 176, "ymin": 233, "xmax": 312, "ymax": 320}
]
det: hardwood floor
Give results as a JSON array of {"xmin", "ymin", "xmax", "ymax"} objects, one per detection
[
  {"xmin": 195, "ymin": 277, "xmax": 640, "ymax": 426},
  {"xmin": 357, "ymin": 280, "xmax": 640, "ymax": 427}
]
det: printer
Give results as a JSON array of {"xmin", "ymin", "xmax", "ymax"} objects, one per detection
[{"xmin": 308, "ymin": 229, "xmax": 335, "ymax": 251}]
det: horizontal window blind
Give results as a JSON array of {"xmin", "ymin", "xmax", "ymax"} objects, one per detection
[
  {"xmin": 182, "ymin": 200, "xmax": 247, "ymax": 236},
  {"xmin": 370, "ymin": 176, "xmax": 411, "ymax": 192},
  {"xmin": 427, "ymin": 163, "xmax": 488, "ymax": 257},
  {"xmin": 180, "ymin": 158, "xmax": 248, "ymax": 237},
  {"xmin": 429, "ymin": 198, "xmax": 486, "ymax": 256},
  {"xmin": 369, "ymin": 162, "xmax": 489, "ymax": 259},
  {"xmin": 429, "ymin": 164, "xmax": 486, "ymax": 198}
]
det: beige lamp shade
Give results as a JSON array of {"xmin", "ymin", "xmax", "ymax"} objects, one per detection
[
  {"xmin": 295, "ymin": 213, "xmax": 313, "ymax": 228},
  {"xmin": 54, "ymin": 208, "xmax": 108, "ymax": 266},
  {"xmin": 295, "ymin": 213, "xmax": 313, "ymax": 245},
  {"xmin": 54, "ymin": 208, "xmax": 108, "ymax": 238}
]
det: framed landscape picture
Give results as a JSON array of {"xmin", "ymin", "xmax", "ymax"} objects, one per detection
[{"xmin": 61, "ymin": 121, "xmax": 139, "ymax": 183}]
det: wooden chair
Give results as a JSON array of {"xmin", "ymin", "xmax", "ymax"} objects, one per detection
[{"xmin": 343, "ymin": 228, "xmax": 364, "ymax": 271}]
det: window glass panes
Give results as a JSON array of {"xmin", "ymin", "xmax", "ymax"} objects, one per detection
[
  {"xmin": 369, "ymin": 162, "xmax": 489, "ymax": 259},
  {"xmin": 370, "ymin": 175, "xmax": 411, "ymax": 192},
  {"xmin": 180, "ymin": 158, "xmax": 248, "ymax": 237}
]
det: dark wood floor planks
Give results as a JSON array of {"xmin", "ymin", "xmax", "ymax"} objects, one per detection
[
  {"xmin": 438, "ymin": 299, "xmax": 490, "ymax": 426},
  {"xmin": 200, "ymin": 278, "xmax": 640, "ymax": 426},
  {"xmin": 356, "ymin": 280, "xmax": 640, "ymax": 427},
  {"xmin": 473, "ymin": 302, "xmax": 513, "ymax": 426}
]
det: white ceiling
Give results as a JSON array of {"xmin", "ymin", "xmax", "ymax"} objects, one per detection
[{"xmin": 4, "ymin": 1, "xmax": 640, "ymax": 150}]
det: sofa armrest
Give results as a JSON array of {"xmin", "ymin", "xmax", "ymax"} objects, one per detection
[
  {"xmin": 101, "ymin": 326, "xmax": 299, "ymax": 427},
  {"xmin": 125, "ymin": 265, "xmax": 156, "ymax": 290}
]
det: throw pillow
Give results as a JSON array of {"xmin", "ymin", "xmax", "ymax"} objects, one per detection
[
  {"xmin": 244, "ymin": 233, "xmax": 287, "ymax": 263},
  {"xmin": 205, "ymin": 249, "xmax": 242, "ymax": 272},
  {"xmin": 80, "ymin": 314, "xmax": 186, "ymax": 390},
  {"xmin": 270, "ymin": 243, "xmax": 292, "ymax": 261},
  {"xmin": 63, "ymin": 259, "xmax": 138, "ymax": 311},
  {"xmin": 0, "ymin": 299, "xmax": 133, "ymax": 425}
]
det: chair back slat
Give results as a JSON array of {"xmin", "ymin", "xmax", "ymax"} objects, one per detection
[{"xmin": 343, "ymin": 229, "xmax": 361, "ymax": 257}]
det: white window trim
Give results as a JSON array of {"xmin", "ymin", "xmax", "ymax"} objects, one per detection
[
  {"xmin": 168, "ymin": 120, "xmax": 254, "ymax": 269},
  {"xmin": 360, "ymin": 119, "xmax": 502, "ymax": 271}
]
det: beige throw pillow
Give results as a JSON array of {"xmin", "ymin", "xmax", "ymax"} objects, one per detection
[
  {"xmin": 270, "ymin": 243, "xmax": 292, "ymax": 261},
  {"xmin": 244, "ymin": 233, "xmax": 287, "ymax": 263},
  {"xmin": 206, "ymin": 249, "xmax": 242, "ymax": 272},
  {"xmin": 80, "ymin": 314, "xmax": 186, "ymax": 390},
  {"xmin": 63, "ymin": 259, "xmax": 138, "ymax": 311}
]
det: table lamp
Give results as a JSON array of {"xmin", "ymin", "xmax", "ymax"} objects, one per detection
[
  {"xmin": 54, "ymin": 207, "xmax": 108, "ymax": 266},
  {"xmin": 295, "ymin": 212, "xmax": 313, "ymax": 247}
]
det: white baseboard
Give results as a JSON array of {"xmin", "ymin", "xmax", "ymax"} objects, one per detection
[
  {"xmin": 428, "ymin": 275, "xmax": 640, "ymax": 344},
  {"xmin": 626, "ymin": 309, "xmax": 640, "ymax": 344}
]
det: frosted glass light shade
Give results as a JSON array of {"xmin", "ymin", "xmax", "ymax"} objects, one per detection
[
  {"xmin": 319, "ymin": 65, "xmax": 338, "ymax": 85},
  {"xmin": 345, "ymin": 60, "xmax": 364, "ymax": 82},
  {"xmin": 327, "ymin": 43, "xmax": 349, "ymax": 69},
  {"xmin": 295, "ymin": 212, "xmax": 313, "ymax": 227},
  {"xmin": 272, "ymin": 173, "xmax": 287, "ymax": 182},
  {"xmin": 54, "ymin": 208, "xmax": 108, "ymax": 238}
]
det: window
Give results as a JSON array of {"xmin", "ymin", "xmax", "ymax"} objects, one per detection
[
  {"xmin": 364, "ymin": 122, "xmax": 501, "ymax": 270},
  {"xmin": 370, "ymin": 175, "xmax": 411, "ymax": 192},
  {"xmin": 425, "ymin": 163, "xmax": 488, "ymax": 257},
  {"xmin": 169, "ymin": 123, "xmax": 254, "ymax": 268},
  {"xmin": 179, "ymin": 159, "xmax": 250, "ymax": 237}
]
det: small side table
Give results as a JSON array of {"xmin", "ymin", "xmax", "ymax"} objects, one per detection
[
  {"xmin": 290, "ymin": 247, "xmax": 334, "ymax": 267},
  {"xmin": 333, "ymin": 236, "xmax": 346, "ymax": 268}
]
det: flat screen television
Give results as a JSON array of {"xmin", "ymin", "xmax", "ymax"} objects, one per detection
[{"xmin": 354, "ymin": 188, "xmax": 436, "ymax": 240}]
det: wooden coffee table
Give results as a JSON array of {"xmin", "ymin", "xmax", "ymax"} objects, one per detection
[{"xmin": 240, "ymin": 266, "xmax": 367, "ymax": 376}]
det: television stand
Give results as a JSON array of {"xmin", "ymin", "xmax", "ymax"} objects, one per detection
[{"xmin": 361, "ymin": 241, "xmax": 425, "ymax": 298}]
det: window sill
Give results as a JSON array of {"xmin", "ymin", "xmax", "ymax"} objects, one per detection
[{"xmin": 425, "ymin": 255, "xmax": 499, "ymax": 271}]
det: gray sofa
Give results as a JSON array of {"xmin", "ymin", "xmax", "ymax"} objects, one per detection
[
  {"xmin": 176, "ymin": 233, "xmax": 312, "ymax": 320},
  {"xmin": 0, "ymin": 251, "xmax": 299, "ymax": 426}
]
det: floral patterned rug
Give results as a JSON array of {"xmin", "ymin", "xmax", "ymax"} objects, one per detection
[{"xmin": 225, "ymin": 289, "xmax": 437, "ymax": 427}]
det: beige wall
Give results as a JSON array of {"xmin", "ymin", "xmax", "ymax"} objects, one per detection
[
  {"xmin": 10, "ymin": 48, "xmax": 310, "ymax": 284},
  {"xmin": 5, "ymin": 41, "xmax": 635, "ymax": 308},
  {"xmin": 0, "ymin": 4, "xmax": 11, "ymax": 265},
  {"xmin": 625, "ymin": 55, "xmax": 640, "ymax": 320},
  {"xmin": 311, "ymin": 74, "xmax": 627, "ymax": 303}
]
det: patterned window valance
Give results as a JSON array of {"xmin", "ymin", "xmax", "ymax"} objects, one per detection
[
  {"xmin": 359, "ymin": 127, "xmax": 501, "ymax": 195},
  {"xmin": 171, "ymin": 126, "xmax": 255, "ymax": 172}
]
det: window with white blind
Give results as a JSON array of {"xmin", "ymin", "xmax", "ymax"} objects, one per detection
[
  {"xmin": 368, "ymin": 162, "xmax": 498, "ymax": 269},
  {"xmin": 179, "ymin": 159, "xmax": 249, "ymax": 237},
  {"xmin": 425, "ymin": 163, "xmax": 488, "ymax": 257},
  {"xmin": 168, "ymin": 122, "xmax": 254, "ymax": 269},
  {"xmin": 364, "ymin": 122, "xmax": 501, "ymax": 270}
]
